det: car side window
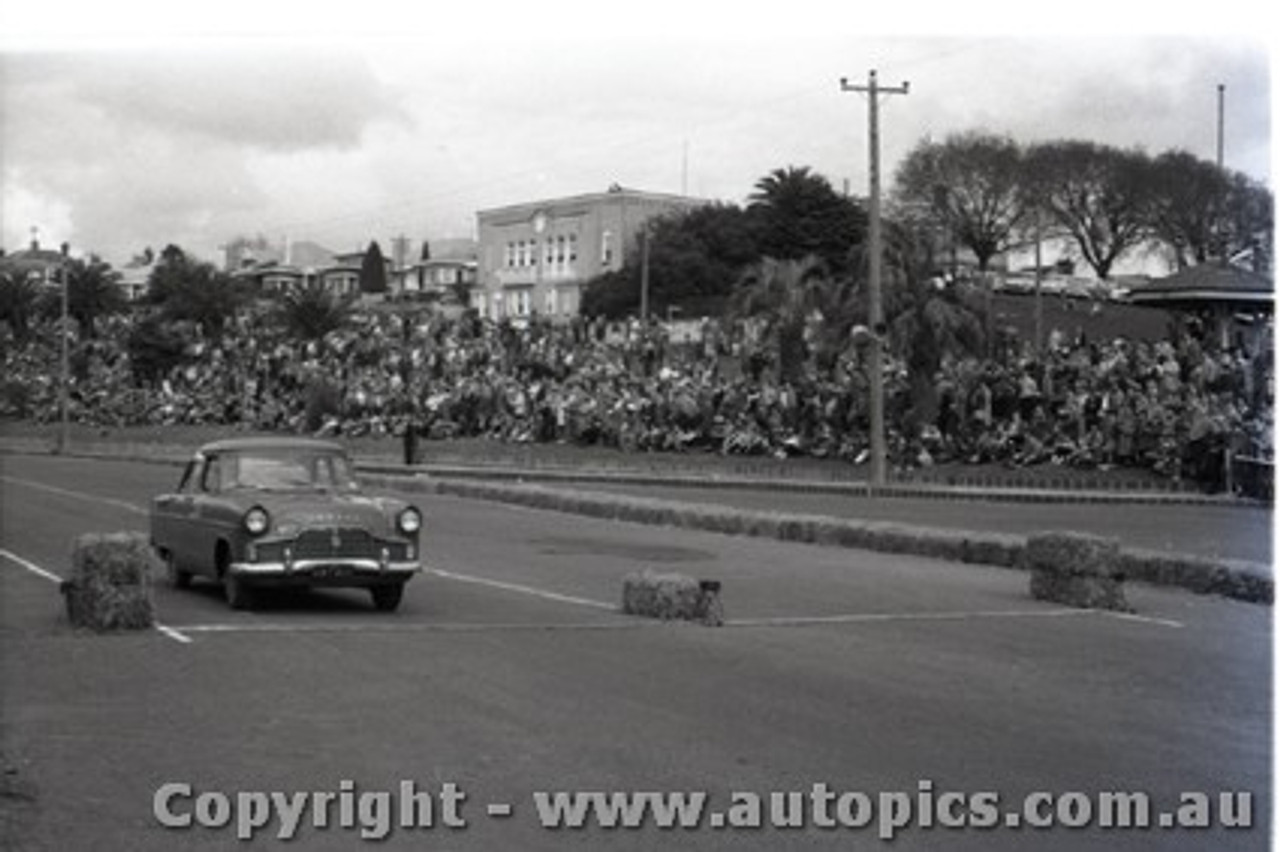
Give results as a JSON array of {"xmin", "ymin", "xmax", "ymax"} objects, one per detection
[{"xmin": 199, "ymin": 456, "xmax": 221, "ymax": 493}]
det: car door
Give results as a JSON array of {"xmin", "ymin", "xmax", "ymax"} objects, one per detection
[
  {"xmin": 185, "ymin": 453, "xmax": 225, "ymax": 575},
  {"xmin": 153, "ymin": 460, "xmax": 198, "ymax": 569}
]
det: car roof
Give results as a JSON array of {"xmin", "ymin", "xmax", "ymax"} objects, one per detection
[{"xmin": 196, "ymin": 437, "xmax": 347, "ymax": 455}]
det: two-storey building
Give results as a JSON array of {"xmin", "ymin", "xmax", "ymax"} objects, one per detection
[{"xmin": 474, "ymin": 185, "xmax": 705, "ymax": 321}]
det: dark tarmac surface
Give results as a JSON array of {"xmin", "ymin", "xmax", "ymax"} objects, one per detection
[{"xmin": 0, "ymin": 455, "xmax": 1270, "ymax": 850}]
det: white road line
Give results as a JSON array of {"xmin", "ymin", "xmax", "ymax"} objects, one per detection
[
  {"xmin": 154, "ymin": 624, "xmax": 195, "ymax": 643},
  {"xmin": 0, "ymin": 475, "xmax": 148, "ymax": 515},
  {"xmin": 0, "ymin": 547, "xmax": 193, "ymax": 644},
  {"xmin": 725, "ymin": 607, "xmax": 1184, "ymax": 629},
  {"xmin": 0, "ymin": 547, "xmax": 64, "ymax": 584},
  {"xmin": 424, "ymin": 566, "xmax": 616, "ymax": 611},
  {"xmin": 171, "ymin": 620, "xmax": 646, "ymax": 634},
  {"xmin": 1099, "ymin": 610, "xmax": 1185, "ymax": 629}
]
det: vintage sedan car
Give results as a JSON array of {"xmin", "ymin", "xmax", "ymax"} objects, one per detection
[{"xmin": 150, "ymin": 438, "xmax": 422, "ymax": 612}]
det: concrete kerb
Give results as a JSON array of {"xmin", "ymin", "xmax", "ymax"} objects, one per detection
[{"xmin": 361, "ymin": 474, "xmax": 1270, "ymax": 606}]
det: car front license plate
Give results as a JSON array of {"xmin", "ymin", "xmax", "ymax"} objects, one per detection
[{"xmin": 312, "ymin": 564, "xmax": 352, "ymax": 579}]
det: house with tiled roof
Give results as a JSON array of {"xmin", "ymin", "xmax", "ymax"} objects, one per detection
[{"xmin": 0, "ymin": 238, "xmax": 70, "ymax": 288}]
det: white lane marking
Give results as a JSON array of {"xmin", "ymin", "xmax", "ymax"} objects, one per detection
[
  {"xmin": 1099, "ymin": 610, "xmax": 1185, "ymax": 629},
  {"xmin": 0, "ymin": 547, "xmax": 193, "ymax": 644},
  {"xmin": 172, "ymin": 620, "xmax": 647, "ymax": 634},
  {"xmin": 0, "ymin": 475, "xmax": 148, "ymax": 515},
  {"xmin": 725, "ymin": 607, "xmax": 1184, "ymax": 630},
  {"xmin": 0, "ymin": 547, "xmax": 65, "ymax": 584},
  {"xmin": 155, "ymin": 624, "xmax": 195, "ymax": 644},
  {"xmin": 423, "ymin": 566, "xmax": 616, "ymax": 611}
]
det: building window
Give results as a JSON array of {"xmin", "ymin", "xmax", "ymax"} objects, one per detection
[
  {"xmin": 544, "ymin": 238, "xmax": 554, "ymax": 267},
  {"xmin": 602, "ymin": 230, "xmax": 613, "ymax": 266},
  {"xmin": 544, "ymin": 288, "xmax": 557, "ymax": 315},
  {"xmin": 569, "ymin": 233, "xmax": 578, "ymax": 264},
  {"xmin": 555, "ymin": 235, "xmax": 565, "ymax": 265}
]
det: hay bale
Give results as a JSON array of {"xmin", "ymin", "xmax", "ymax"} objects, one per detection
[
  {"xmin": 1025, "ymin": 532, "xmax": 1130, "ymax": 612},
  {"xmin": 621, "ymin": 570, "xmax": 723, "ymax": 626},
  {"xmin": 61, "ymin": 532, "xmax": 158, "ymax": 631}
]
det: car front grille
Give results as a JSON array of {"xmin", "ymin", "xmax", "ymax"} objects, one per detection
[{"xmin": 293, "ymin": 528, "xmax": 380, "ymax": 559}]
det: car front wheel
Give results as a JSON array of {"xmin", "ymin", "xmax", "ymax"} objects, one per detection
[
  {"xmin": 223, "ymin": 572, "xmax": 254, "ymax": 610},
  {"xmin": 370, "ymin": 583, "xmax": 405, "ymax": 613}
]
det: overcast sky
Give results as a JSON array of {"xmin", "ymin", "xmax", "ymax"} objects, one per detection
[{"xmin": 0, "ymin": 2, "xmax": 1272, "ymax": 267}]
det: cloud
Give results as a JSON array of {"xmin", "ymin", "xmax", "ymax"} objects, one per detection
[
  {"xmin": 11, "ymin": 50, "xmax": 408, "ymax": 152},
  {"xmin": 2, "ymin": 49, "xmax": 406, "ymax": 260},
  {"xmin": 1, "ymin": 34, "xmax": 1269, "ymax": 267}
]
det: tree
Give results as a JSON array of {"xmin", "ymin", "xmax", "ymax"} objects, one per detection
[
  {"xmin": 1147, "ymin": 151, "xmax": 1229, "ymax": 269},
  {"xmin": 275, "ymin": 286, "xmax": 351, "ymax": 343},
  {"xmin": 360, "ymin": 241, "xmax": 388, "ymax": 294},
  {"xmin": 1221, "ymin": 171, "xmax": 1274, "ymax": 273},
  {"xmin": 0, "ymin": 270, "xmax": 41, "ymax": 341},
  {"xmin": 146, "ymin": 244, "xmax": 250, "ymax": 337},
  {"xmin": 581, "ymin": 203, "xmax": 759, "ymax": 319},
  {"xmin": 1146, "ymin": 151, "xmax": 1274, "ymax": 272},
  {"xmin": 126, "ymin": 314, "xmax": 190, "ymax": 385},
  {"xmin": 881, "ymin": 219, "xmax": 985, "ymax": 437},
  {"xmin": 748, "ymin": 166, "xmax": 867, "ymax": 272},
  {"xmin": 893, "ymin": 131, "xmax": 1028, "ymax": 272},
  {"xmin": 40, "ymin": 255, "xmax": 126, "ymax": 337},
  {"xmin": 1023, "ymin": 141, "xmax": 1153, "ymax": 280},
  {"xmin": 729, "ymin": 255, "xmax": 858, "ymax": 384}
]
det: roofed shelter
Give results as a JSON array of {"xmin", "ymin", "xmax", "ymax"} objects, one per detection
[{"xmin": 1127, "ymin": 264, "xmax": 1273, "ymax": 353}]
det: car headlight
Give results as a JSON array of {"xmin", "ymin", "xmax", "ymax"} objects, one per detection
[
  {"xmin": 397, "ymin": 507, "xmax": 422, "ymax": 535},
  {"xmin": 243, "ymin": 506, "xmax": 270, "ymax": 536}
]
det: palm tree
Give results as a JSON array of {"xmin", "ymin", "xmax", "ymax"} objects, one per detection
[
  {"xmin": 881, "ymin": 220, "xmax": 984, "ymax": 438},
  {"xmin": 275, "ymin": 285, "xmax": 351, "ymax": 344},
  {"xmin": 748, "ymin": 166, "xmax": 867, "ymax": 272},
  {"xmin": 0, "ymin": 270, "xmax": 42, "ymax": 341},
  {"xmin": 40, "ymin": 256, "xmax": 126, "ymax": 338},
  {"xmin": 730, "ymin": 256, "xmax": 859, "ymax": 384}
]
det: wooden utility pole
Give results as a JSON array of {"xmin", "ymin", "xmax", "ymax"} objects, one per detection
[
  {"xmin": 639, "ymin": 224, "xmax": 651, "ymax": 322},
  {"xmin": 56, "ymin": 247, "xmax": 70, "ymax": 455},
  {"xmin": 841, "ymin": 69, "xmax": 909, "ymax": 488},
  {"xmin": 1216, "ymin": 83, "xmax": 1225, "ymax": 170},
  {"xmin": 1033, "ymin": 212, "xmax": 1044, "ymax": 356}
]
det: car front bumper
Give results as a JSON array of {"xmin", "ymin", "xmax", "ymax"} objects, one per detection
[{"xmin": 228, "ymin": 559, "xmax": 420, "ymax": 587}]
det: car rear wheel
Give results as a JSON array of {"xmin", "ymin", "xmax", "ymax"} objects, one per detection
[
  {"xmin": 223, "ymin": 572, "xmax": 254, "ymax": 611},
  {"xmin": 370, "ymin": 583, "xmax": 405, "ymax": 613},
  {"xmin": 161, "ymin": 549, "xmax": 192, "ymax": 590}
]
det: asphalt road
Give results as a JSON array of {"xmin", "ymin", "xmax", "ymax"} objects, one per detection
[
  {"xmin": 526, "ymin": 481, "xmax": 1274, "ymax": 565},
  {"xmin": 0, "ymin": 454, "xmax": 1271, "ymax": 851}
]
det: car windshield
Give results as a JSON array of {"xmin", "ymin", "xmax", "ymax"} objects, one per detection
[{"xmin": 222, "ymin": 450, "xmax": 360, "ymax": 492}]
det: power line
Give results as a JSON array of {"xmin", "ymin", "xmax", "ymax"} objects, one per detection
[{"xmin": 205, "ymin": 43, "xmax": 979, "ymax": 247}]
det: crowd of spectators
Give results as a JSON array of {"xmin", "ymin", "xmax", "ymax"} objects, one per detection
[{"xmin": 1, "ymin": 305, "xmax": 1272, "ymax": 490}]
